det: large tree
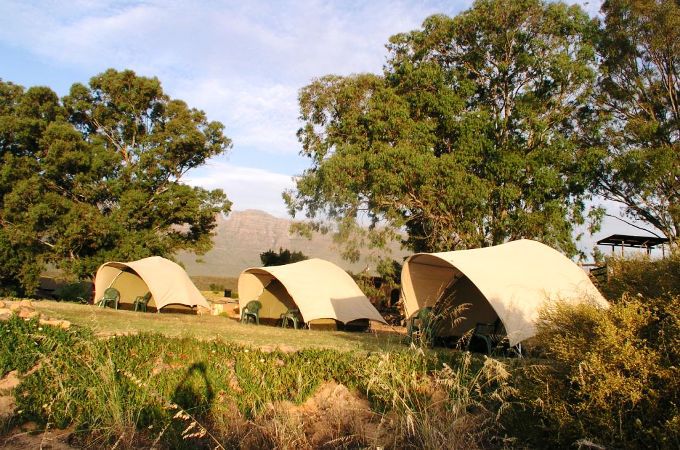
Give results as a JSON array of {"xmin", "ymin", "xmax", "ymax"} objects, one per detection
[
  {"xmin": 0, "ymin": 69, "xmax": 231, "ymax": 295},
  {"xmin": 286, "ymin": 0, "xmax": 602, "ymax": 256},
  {"xmin": 596, "ymin": 0, "xmax": 679, "ymax": 244}
]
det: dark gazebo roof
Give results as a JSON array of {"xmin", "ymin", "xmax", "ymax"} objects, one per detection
[{"xmin": 596, "ymin": 234, "xmax": 669, "ymax": 249}]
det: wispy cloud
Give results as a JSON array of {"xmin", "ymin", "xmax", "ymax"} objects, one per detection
[{"xmin": 184, "ymin": 162, "xmax": 295, "ymax": 217}]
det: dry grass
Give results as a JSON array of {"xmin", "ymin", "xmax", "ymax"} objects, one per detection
[{"xmin": 29, "ymin": 300, "xmax": 406, "ymax": 353}]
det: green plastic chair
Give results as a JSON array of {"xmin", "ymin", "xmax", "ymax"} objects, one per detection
[
  {"xmin": 407, "ymin": 306, "xmax": 433, "ymax": 342},
  {"xmin": 466, "ymin": 319, "xmax": 504, "ymax": 355},
  {"xmin": 241, "ymin": 301, "xmax": 262, "ymax": 325},
  {"xmin": 97, "ymin": 287, "xmax": 120, "ymax": 310},
  {"xmin": 280, "ymin": 308, "xmax": 301, "ymax": 329},
  {"xmin": 133, "ymin": 292, "xmax": 152, "ymax": 312}
]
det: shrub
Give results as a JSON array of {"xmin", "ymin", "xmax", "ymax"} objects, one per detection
[
  {"xmin": 54, "ymin": 281, "xmax": 92, "ymax": 302},
  {"xmin": 510, "ymin": 297, "xmax": 680, "ymax": 449},
  {"xmin": 600, "ymin": 251, "xmax": 680, "ymax": 301}
]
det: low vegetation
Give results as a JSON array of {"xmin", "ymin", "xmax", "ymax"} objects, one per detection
[
  {"xmin": 1, "ymin": 253, "xmax": 678, "ymax": 449},
  {"xmin": 1, "ymin": 316, "xmax": 509, "ymax": 449}
]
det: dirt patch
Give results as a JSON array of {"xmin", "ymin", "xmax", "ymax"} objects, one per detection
[
  {"xmin": 263, "ymin": 381, "xmax": 386, "ymax": 448},
  {"xmin": 259, "ymin": 344, "xmax": 297, "ymax": 353},
  {"xmin": 0, "ymin": 371, "xmax": 21, "ymax": 421},
  {"xmin": 0, "ymin": 371, "xmax": 21, "ymax": 393},
  {"xmin": 1, "ymin": 427, "xmax": 77, "ymax": 450}
]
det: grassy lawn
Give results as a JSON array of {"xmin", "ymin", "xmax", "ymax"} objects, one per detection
[{"xmin": 30, "ymin": 300, "xmax": 407, "ymax": 353}]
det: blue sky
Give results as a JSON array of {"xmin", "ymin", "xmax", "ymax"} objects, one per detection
[{"xmin": 2, "ymin": 0, "xmax": 661, "ymax": 257}]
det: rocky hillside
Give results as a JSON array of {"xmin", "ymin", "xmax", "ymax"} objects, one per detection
[{"xmin": 176, "ymin": 210, "xmax": 406, "ymax": 277}]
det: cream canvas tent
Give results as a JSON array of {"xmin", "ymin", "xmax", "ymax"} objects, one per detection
[
  {"xmin": 401, "ymin": 239, "xmax": 608, "ymax": 345},
  {"xmin": 94, "ymin": 256, "xmax": 209, "ymax": 312},
  {"xmin": 237, "ymin": 258, "xmax": 386, "ymax": 327}
]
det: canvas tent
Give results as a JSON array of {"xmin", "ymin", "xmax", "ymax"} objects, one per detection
[
  {"xmin": 237, "ymin": 258, "xmax": 387, "ymax": 327},
  {"xmin": 401, "ymin": 239, "xmax": 608, "ymax": 345},
  {"xmin": 94, "ymin": 256, "xmax": 209, "ymax": 312}
]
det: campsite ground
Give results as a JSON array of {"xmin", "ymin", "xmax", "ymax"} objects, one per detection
[{"xmin": 30, "ymin": 299, "xmax": 407, "ymax": 353}]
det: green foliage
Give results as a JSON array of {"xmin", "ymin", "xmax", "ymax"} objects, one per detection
[
  {"xmin": 259, "ymin": 247, "xmax": 308, "ymax": 266},
  {"xmin": 595, "ymin": 0, "xmax": 680, "ymax": 244},
  {"xmin": 208, "ymin": 283, "xmax": 225, "ymax": 292},
  {"xmin": 0, "ymin": 70, "xmax": 232, "ymax": 295},
  {"xmin": 287, "ymin": 0, "xmax": 602, "ymax": 256},
  {"xmin": 512, "ymin": 297, "xmax": 680, "ymax": 448},
  {"xmin": 0, "ymin": 315, "xmax": 86, "ymax": 377},
  {"xmin": 54, "ymin": 281, "xmax": 92, "ymax": 302}
]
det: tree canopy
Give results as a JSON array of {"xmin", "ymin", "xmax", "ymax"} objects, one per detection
[
  {"xmin": 595, "ymin": 0, "xmax": 679, "ymax": 244},
  {"xmin": 0, "ymin": 69, "xmax": 231, "ymax": 295},
  {"xmin": 286, "ymin": 0, "xmax": 603, "ymax": 256},
  {"xmin": 259, "ymin": 248, "xmax": 308, "ymax": 267}
]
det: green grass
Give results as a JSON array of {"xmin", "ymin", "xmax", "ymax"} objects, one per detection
[
  {"xmin": 30, "ymin": 300, "xmax": 406, "ymax": 353},
  {"xmin": 1, "ymin": 315, "xmax": 500, "ymax": 449}
]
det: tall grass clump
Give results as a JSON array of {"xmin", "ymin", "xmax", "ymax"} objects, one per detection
[
  {"xmin": 510, "ymin": 295, "xmax": 680, "ymax": 449},
  {"xmin": 364, "ymin": 350, "xmax": 515, "ymax": 449}
]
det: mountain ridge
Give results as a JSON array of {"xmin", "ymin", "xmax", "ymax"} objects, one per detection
[{"xmin": 176, "ymin": 209, "xmax": 406, "ymax": 277}]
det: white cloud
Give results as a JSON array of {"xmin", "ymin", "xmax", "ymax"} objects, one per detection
[
  {"xmin": 173, "ymin": 77, "xmax": 301, "ymax": 155},
  {"xmin": 184, "ymin": 162, "xmax": 296, "ymax": 218}
]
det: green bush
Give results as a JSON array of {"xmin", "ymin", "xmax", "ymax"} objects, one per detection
[
  {"xmin": 54, "ymin": 281, "xmax": 92, "ymax": 302},
  {"xmin": 510, "ymin": 297, "xmax": 680, "ymax": 449},
  {"xmin": 0, "ymin": 316, "xmax": 84, "ymax": 377}
]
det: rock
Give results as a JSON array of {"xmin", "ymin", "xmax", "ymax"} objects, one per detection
[
  {"xmin": 197, "ymin": 306, "xmax": 211, "ymax": 316},
  {"xmin": 20, "ymin": 299, "xmax": 33, "ymax": 308},
  {"xmin": 38, "ymin": 318, "xmax": 71, "ymax": 329},
  {"xmin": 9, "ymin": 302, "xmax": 22, "ymax": 312},
  {"xmin": 18, "ymin": 307, "xmax": 39, "ymax": 320},
  {"xmin": 0, "ymin": 308, "xmax": 11, "ymax": 321},
  {"xmin": 0, "ymin": 300, "xmax": 5, "ymax": 308}
]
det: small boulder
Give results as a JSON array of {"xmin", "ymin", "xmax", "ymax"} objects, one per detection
[
  {"xmin": 18, "ymin": 308, "xmax": 39, "ymax": 320},
  {"xmin": 197, "ymin": 306, "xmax": 211, "ymax": 316},
  {"xmin": 9, "ymin": 302, "xmax": 22, "ymax": 312},
  {"xmin": 0, "ymin": 308, "xmax": 11, "ymax": 321},
  {"xmin": 20, "ymin": 299, "xmax": 33, "ymax": 308},
  {"xmin": 38, "ymin": 318, "xmax": 71, "ymax": 329},
  {"xmin": 0, "ymin": 300, "xmax": 5, "ymax": 308}
]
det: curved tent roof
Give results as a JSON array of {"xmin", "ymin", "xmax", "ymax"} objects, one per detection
[
  {"xmin": 238, "ymin": 258, "xmax": 386, "ymax": 325},
  {"xmin": 401, "ymin": 239, "xmax": 608, "ymax": 345},
  {"xmin": 94, "ymin": 256, "xmax": 209, "ymax": 311}
]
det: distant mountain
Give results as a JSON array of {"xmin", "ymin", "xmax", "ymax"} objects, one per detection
[{"xmin": 176, "ymin": 209, "xmax": 407, "ymax": 277}]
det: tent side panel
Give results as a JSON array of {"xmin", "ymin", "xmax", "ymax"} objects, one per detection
[
  {"xmin": 257, "ymin": 279, "xmax": 297, "ymax": 320},
  {"xmin": 94, "ymin": 266, "xmax": 120, "ymax": 302},
  {"xmin": 110, "ymin": 271, "xmax": 150, "ymax": 306},
  {"xmin": 434, "ymin": 276, "xmax": 498, "ymax": 337},
  {"xmin": 238, "ymin": 272, "xmax": 270, "ymax": 312},
  {"xmin": 403, "ymin": 257, "xmax": 458, "ymax": 318}
]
